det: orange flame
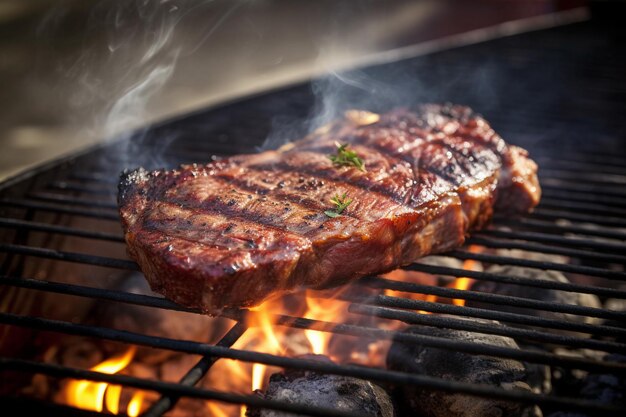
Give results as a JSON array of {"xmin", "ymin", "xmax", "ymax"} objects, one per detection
[
  {"xmin": 206, "ymin": 285, "xmax": 401, "ymax": 416},
  {"xmin": 127, "ymin": 391, "xmax": 145, "ymax": 417},
  {"xmin": 303, "ymin": 288, "xmax": 348, "ymax": 358},
  {"xmin": 64, "ymin": 346, "xmax": 145, "ymax": 415},
  {"xmin": 221, "ymin": 299, "xmax": 288, "ymax": 417},
  {"xmin": 450, "ymin": 245, "xmax": 483, "ymax": 306}
]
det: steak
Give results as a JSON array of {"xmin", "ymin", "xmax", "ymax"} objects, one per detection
[{"xmin": 118, "ymin": 104, "xmax": 540, "ymax": 314}]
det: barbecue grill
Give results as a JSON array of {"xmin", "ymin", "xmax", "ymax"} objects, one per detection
[{"xmin": 1, "ymin": 10, "xmax": 626, "ymax": 417}]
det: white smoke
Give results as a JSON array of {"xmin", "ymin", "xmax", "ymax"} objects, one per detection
[{"xmin": 41, "ymin": 0, "xmax": 247, "ymax": 156}]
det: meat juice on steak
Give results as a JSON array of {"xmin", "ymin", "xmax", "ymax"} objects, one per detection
[{"xmin": 118, "ymin": 104, "xmax": 540, "ymax": 313}]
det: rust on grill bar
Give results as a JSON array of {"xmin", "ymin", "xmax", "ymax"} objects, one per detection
[{"xmin": 2, "ymin": 12, "xmax": 626, "ymax": 417}]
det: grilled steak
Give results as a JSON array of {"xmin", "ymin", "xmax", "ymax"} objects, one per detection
[{"xmin": 118, "ymin": 104, "xmax": 540, "ymax": 313}]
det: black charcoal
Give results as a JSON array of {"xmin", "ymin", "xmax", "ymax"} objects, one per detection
[
  {"xmin": 247, "ymin": 358, "xmax": 394, "ymax": 417},
  {"xmin": 579, "ymin": 354, "xmax": 625, "ymax": 407},
  {"xmin": 387, "ymin": 323, "xmax": 542, "ymax": 417},
  {"xmin": 547, "ymin": 354, "xmax": 626, "ymax": 417}
]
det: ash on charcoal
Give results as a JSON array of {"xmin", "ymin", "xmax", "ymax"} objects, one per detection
[
  {"xmin": 96, "ymin": 273, "xmax": 228, "ymax": 363},
  {"xmin": 466, "ymin": 266, "xmax": 601, "ymax": 338},
  {"xmin": 495, "ymin": 249, "xmax": 568, "ymax": 265},
  {"xmin": 421, "ymin": 256, "xmax": 471, "ymax": 286},
  {"xmin": 602, "ymin": 286, "xmax": 626, "ymax": 341},
  {"xmin": 387, "ymin": 322, "xmax": 542, "ymax": 417},
  {"xmin": 247, "ymin": 356, "xmax": 394, "ymax": 417},
  {"xmin": 605, "ymin": 297, "xmax": 626, "ymax": 314},
  {"xmin": 552, "ymin": 221, "xmax": 626, "ymax": 285}
]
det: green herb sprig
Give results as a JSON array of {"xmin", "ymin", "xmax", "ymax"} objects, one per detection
[
  {"xmin": 324, "ymin": 193, "xmax": 353, "ymax": 218},
  {"xmin": 329, "ymin": 142, "xmax": 366, "ymax": 172}
]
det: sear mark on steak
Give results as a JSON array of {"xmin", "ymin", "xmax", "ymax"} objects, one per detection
[{"xmin": 118, "ymin": 104, "xmax": 541, "ymax": 313}]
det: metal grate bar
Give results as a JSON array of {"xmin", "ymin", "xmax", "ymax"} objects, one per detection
[
  {"xmin": 27, "ymin": 193, "xmax": 117, "ymax": 210},
  {"xmin": 534, "ymin": 151, "xmax": 626, "ymax": 167},
  {"xmin": 405, "ymin": 262, "xmax": 626, "ymax": 297},
  {"xmin": 0, "ymin": 396, "xmax": 112, "ymax": 417},
  {"xmin": 531, "ymin": 208, "xmax": 626, "ymax": 228},
  {"xmin": 445, "ymin": 251, "xmax": 626, "ymax": 282},
  {"xmin": 0, "ymin": 244, "xmax": 138, "ymax": 270},
  {"xmin": 541, "ymin": 159, "xmax": 626, "ymax": 172},
  {"xmin": 539, "ymin": 199, "xmax": 626, "ymax": 217},
  {"xmin": 0, "ymin": 358, "xmax": 367, "ymax": 417},
  {"xmin": 541, "ymin": 188, "xmax": 626, "ymax": 208},
  {"xmin": 0, "ymin": 276, "xmax": 192, "ymax": 312},
  {"xmin": 0, "ymin": 198, "xmax": 119, "ymax": 221},
  {"xmin": 0, "ymin": 218, "xmax": 124, "ymax": 242},
  {"xmin": 46, "ymin": 181, "xmax": 115, "ymax": 196},
  {"xmin": 466, "ymin": 237, "xmax": 626, "ymax": 264},
  {"xmin": 235, "ymin": 311, "xmax": 626, "ymax": 372},
  {"xmin": 3, "ymin": 276, "xmax": 623, "ymax": 354},
  {"xmin": 5, "ymin": 271, "xmax": 625, "ymax": 339},
  {"xmin": 68, "ymin": 172, "xmax": 118, "ymax": 184},
  {"xmin": 29, "ymin": 192, "xmax": 117, "ymax": 209},
  {"xmin": 343, "ymin": 293, "xmax": 626, "ymax": 339},
  {"xmin": 535, "ymin": 157, "xmax": 626, "ymax": 176},
  {"xmin": 477, "ymin": 230, "xmax": 626, "ymax": 252},
  {"xmin": 361, "ymin": 276, "xmax": 626, "ymax": 322},
  {"xmin": 143, "ymin": 321, "xmax": 248, "ymax": 417},
  {"xmin": 5, "ymin": 357, "xmax": 624, "ymax": 416},
  {"xmin": 489, "ymin": 219, "xmax": 626, "ymax": 241},
  {"xmin": 348, "ymin": 304, "xmax": 624, "ymax": 353},
  {"xmin": 1, "ymin": 312, "xmax": 624, "ymax": 379},
  {"xmin": 540, "ymin": 170, "xmax": 626, "ymax": 185},
  {"xmin": 540, "ymin": 179, "xmax": 626, "ymax": 199}
]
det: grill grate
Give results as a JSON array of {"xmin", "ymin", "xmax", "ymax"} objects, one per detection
[{"xmin": 2, "ymin": 14, "xmax": 626, "ymax": 417}]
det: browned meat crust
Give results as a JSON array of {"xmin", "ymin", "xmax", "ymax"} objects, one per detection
[{"xmin": 118, "ymin": 104, "xmax": 540, "ymax": 314}]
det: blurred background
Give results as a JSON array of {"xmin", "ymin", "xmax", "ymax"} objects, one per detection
[{"xmin": 0, "ymin": 0, "xmax": 585, "ymax": 180}]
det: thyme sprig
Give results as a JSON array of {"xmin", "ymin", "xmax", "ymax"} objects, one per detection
[
  {"xmin": 329, "ymin": 142, "xmax": 366, "ymax": 172},
  {"xmin": 324, "ymin": 193, "xmax": 353, "ymax": 218}
]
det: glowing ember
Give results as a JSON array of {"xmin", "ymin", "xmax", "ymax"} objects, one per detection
[
  {"xmin": 64, "ymin": 346, "xmax": 145, "ymax": 415},
  {"xmin": 450, "ymin": 245, "xmax": 483, "ymax": 306}
]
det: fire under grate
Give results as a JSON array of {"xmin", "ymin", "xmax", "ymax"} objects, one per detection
[{"xmin": 1, "ymin": 13, "xmax": 626, "ymax": 417}]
